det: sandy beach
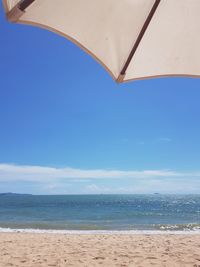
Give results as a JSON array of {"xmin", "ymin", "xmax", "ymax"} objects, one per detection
[{"xmin": 0, "ymin": 233, "xmax": 200, "ymax": 267}]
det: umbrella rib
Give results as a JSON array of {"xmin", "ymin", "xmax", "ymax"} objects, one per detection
[
  {"xmin": 117, "ymin": 0, "xmax": 161, "ymax": 83},
  {"xmin": 6, "ymin": 0, "xmax": 36, "ymax": 22},
  {"xmin": 19, "ymin": 0, "xmax": 36, "ymax": 11}
]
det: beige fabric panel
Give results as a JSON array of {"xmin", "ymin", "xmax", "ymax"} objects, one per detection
[
  {"xmin": 17, "ymin": 0, "xmax": 155, "ymax": 79},
  {"xmin": 4, "ymin": 0, "xmax": 200, "ymax": 82},
  {"xmin": 3, "ymin": 0, "xmax": 20, "ymax": 11},
  {"xmin": 125, "ymin": 0, "xmax": 200, "ymax": 81}
]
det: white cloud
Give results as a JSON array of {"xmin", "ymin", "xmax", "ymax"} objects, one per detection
[
  {"xmin": 118, "ymin": 178, "xmax": 200, "ymax": 194},
  {"xmin": 0, "ymin": 163, "xmax": 200, "ymax": 194},
  {"xmin": 85, "ymin": 184, "xmax": 111, "ymax": 194},
  {"xmin": 83, "ymin": 177, "xmax": 200, "ymax": 194},
  {"xmin": 138, "ymin": 141, "xmax": 145, "ymax": 145},
  {"xmin": 0, "ymin": 163, "xmax": 185, "ymax": 182},
  {"xmin": 157, "ymin": 137, "xmax": 172, "ymax": 142},
  {"xmin": 121, "ymin": 138, "xmax": 128, "ymax": 143}
]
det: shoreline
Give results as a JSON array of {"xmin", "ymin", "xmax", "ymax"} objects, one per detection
[{"xmin": 1, "ymin": 227, "xmax": 200, "ymax": 235}]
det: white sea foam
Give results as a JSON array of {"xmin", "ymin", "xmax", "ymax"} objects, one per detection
[{"xmin": 0, "ymin": 227, "xmax": 200, "ymax": 235}]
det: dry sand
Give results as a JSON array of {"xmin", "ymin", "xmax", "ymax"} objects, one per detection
[{"xmin": 0, "ymin": 233, "xmax": 200, "ymax": 267}]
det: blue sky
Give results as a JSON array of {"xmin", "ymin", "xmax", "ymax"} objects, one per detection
[{"xmin": 0, "ymin": 3, "xmax": 200, "ymax": 194}]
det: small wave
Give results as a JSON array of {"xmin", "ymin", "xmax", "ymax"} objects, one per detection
[
  {"xmin": 0, "ymin": 227, "xmax": 200, "ymax": 235},
  {"xmin": 157, "ymin": 223, "xmax": 200, "ymax": 231}
]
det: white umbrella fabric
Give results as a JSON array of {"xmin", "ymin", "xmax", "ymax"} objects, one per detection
[{"xmin": 3, "ymin": 0, "xmax": 200, "ymax": 83}]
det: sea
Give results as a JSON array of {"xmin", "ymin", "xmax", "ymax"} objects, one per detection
[{"xmin": 0, "ymin": 194, "xmax": 200, "ymax": 234}]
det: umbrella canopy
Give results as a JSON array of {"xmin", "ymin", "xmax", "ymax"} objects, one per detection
[{"xmin": 3, "ymin": 0, "xmax": 200, "ymax": 83}]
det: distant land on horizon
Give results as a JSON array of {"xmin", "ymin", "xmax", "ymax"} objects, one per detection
[{"xmin": 0, "ymin": 192, "xmax": 32, "ymax": 196}]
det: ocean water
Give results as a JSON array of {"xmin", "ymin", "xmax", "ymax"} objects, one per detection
[{"xmin": 0, "ymin": 194, "xmax": 200, "ymax": 233}]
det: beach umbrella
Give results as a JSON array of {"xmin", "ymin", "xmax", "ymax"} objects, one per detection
[{"xmin": 2, "ymin": 0, "xmax": 200, "ymax": 83}]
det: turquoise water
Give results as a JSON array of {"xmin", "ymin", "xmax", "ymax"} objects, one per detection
[{"xmin": 0, "ymin": 194, "xmax": 200, "ymax": 231}]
